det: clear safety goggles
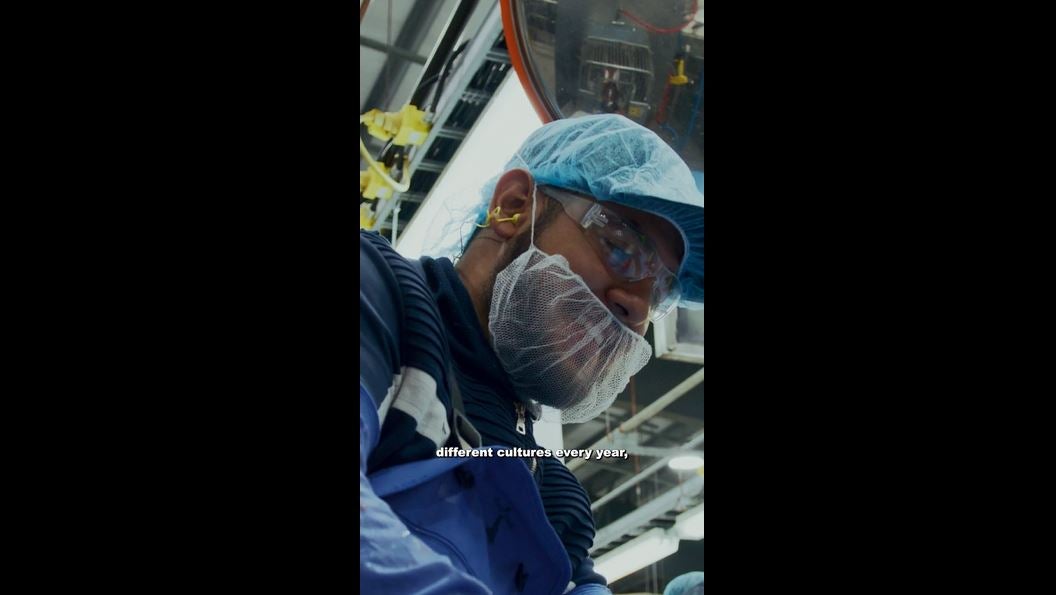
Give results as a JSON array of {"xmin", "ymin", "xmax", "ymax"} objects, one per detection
[{"xmin": 539, "ymin": 185, "xmax": 682, "ymax": 320}]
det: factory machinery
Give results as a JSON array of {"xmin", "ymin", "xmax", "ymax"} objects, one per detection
[{"xmin": 360, "ymin": 0, "xmax": 704, "ymax": 238}]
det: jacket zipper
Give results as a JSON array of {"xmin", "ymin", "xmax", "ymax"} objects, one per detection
[
  {"xmin": 513, "ymin": 403, "xmax": 538, "ymax": 476},
  {"xmin": 515, "ymin": 402, "xmax": 526, "ymax": 435}
]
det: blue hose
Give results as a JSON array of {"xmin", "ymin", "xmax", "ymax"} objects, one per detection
[{"xmin": 661, "ymin": 122, "xmax": 680, "ymax": 145}]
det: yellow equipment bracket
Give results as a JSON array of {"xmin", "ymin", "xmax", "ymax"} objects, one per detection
[
  {"xmin": 361, "ymin": 167, "xmax": 395, "ymax": 200},
  {"xmin": 360, "ymin": 203, "xmax": 376, "ymax": 229},
  {"xmin": 361, "ymin": 104, "xmax": 431, "ymax": 146}
]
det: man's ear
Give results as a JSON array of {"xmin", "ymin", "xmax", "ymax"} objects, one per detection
[{"xmin": 486, "ymin": 168, "xmax": 539, "ymax": 240}]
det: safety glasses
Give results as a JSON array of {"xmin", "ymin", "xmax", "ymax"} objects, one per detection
[{"xmin": 539, "ymin": 185, "xmax": 681, "ymax": 320}]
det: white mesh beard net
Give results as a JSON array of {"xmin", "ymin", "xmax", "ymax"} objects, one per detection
[{"xmin": 487, "ymin": 187, "xmax": 652, "ymax": 424}]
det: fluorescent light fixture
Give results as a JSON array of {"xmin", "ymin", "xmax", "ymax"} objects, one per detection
[
  {"xmin": 593, "ymin": 527, "xmax": 680, "ymax": 584},
  {"xmin": 395, "ymin": 74, "xmax": 543, "ymax": 260},
  {"xmin": 674, "ymin": 503, "xmax": 704, "ymax": 541},
  {"xmin": 652, "ymin": 308, "xmax": 704, "ymax": 364},
  {"xmin": 668, "ymin": 454, "xmax": 704, "ymax": 471}
]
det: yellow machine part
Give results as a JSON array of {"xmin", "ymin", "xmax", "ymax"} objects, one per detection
[
  {"xmin": 361, "ymin": 166, "xmax": 395, "ymax": 201},
  {"xmin": 360, "ymin": 203, "xmax": 376, "ymax": 229},
  {"xmin": 362, "ymin": 104, "xmax": 430, "ymax": 146},
  {"xmin": 669, "ymin": 58, "xmax": 689, "ymax": 86}
]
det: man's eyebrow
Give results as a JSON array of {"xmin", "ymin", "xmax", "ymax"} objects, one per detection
[
  {"xmin": 620, "ymin": 213, "xmax": 648, "ymax": 236},
  {"xmin": 635, "ymin": 216, "xmax": 682, "ymax": 267},
  {"xmin": 612, "ymin": 206, "xmax": 681, "ymax": 268}
]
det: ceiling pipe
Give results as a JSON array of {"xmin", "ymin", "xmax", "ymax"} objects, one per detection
[
  {"xmin": 360, "ymin": 37, "xmax": 428, "ymax": 65},
  {"xmin": 590, "ymin": 431, "xmax": 704, "ymax": 512},
  {"xmin": 568, "ymin": 367, "xmax": 705, "ymax": 473},
  {"xmin": 409, "ymin": 0, "xmax": 480, "ymax": 109},
  {"xmin": 591, "ymin": 472, "xmax": 704, "ymax": 552}
]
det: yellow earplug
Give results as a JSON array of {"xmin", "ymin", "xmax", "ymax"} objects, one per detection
[
  {"xmin": 476, "ymin": 207, "xmax": 520, "ymax": 228},
  {"xmin": 476, "ymin": 206, "xmax": 500, "ymax": 228}
]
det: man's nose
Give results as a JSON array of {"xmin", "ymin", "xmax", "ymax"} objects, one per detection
[{"xmin": 606, "ymin": 282, "xmax": 652, "ymax": 335}]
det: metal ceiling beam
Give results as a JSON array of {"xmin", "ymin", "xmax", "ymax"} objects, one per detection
[
  {"xmin": 564, "ymin": 406, "xmax": 675, "ymax": 452},
  {"xmin": 568, "ymin": 367, "xmax": 705, "ymax": 473},
  {"xmin": 609, "ymin": 398, "xmax": 705, "ymax": 434},
  {"xmin": 566, "ymin": 416, "xmax": 681, "ymax": 486},
  {"xmin": 617, "ymin": 367, "xmax": 706, "ymax": 435},
  {"xmin": 590, "ymin": 431, "xmax": 705, "ymax": 512},
  {"xmin": 583, "ymin": 460, "xmax": 637, "ymax": 477},
  {"xmin": 360, "ymin": 37, "xmax": 427, "ymax": 65},
  {"xmin": 591, "ymin": 473, "xmax": 704, "ymax": 552},
  {"xmin": 361, "ymin": 0, "xmax": 447, "ymax": 112}
]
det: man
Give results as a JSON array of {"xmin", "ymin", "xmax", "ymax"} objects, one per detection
[{"xmin": 360, "ymin": 114, "xmax": 703, "ymax": 594}]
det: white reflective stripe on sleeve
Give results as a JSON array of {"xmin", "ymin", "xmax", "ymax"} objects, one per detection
[
  {"xmin": 391, "ymin": 366, "xmax": 450, "ymax": 447},
  {"xmin": 377, "ymin": 372, "xmax": 401, "ymax": 426}
]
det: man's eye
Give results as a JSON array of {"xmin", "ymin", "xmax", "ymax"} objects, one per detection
[{"xmin": 602, "ymin": 238, "xmax": 634, "ymax": 270}]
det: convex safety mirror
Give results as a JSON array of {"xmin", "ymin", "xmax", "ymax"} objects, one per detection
[{"xmin": 501, "ymin": 0, "xmax": 704, "ymax": 183}]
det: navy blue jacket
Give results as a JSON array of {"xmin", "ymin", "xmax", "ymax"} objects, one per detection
[{"xmin": 360, "ymin": 231, "xmax": 608, "ymax": 593}]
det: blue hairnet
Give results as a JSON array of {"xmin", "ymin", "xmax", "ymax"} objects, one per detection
[
  {"xmin": 479, "ymin": 114, "xmax": 704, "ymax": 308},
  {"xmin": 663, "ymin": 571, "xmax": 705, "ymax": 595}
]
